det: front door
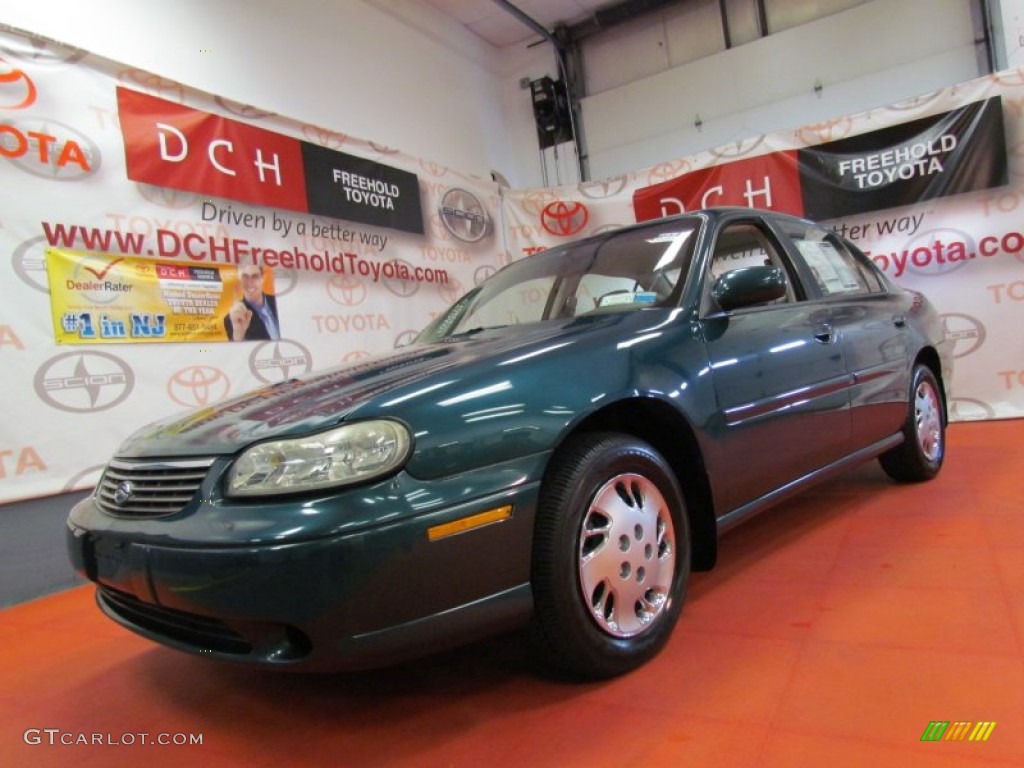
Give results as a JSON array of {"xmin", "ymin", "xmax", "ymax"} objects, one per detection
[{"xmin": 699, "ymin": 218, "xmax": 852, "ymax": 515}]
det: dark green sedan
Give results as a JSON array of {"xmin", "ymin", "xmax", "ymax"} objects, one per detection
[{"xmin": 67, "ymin": 207, "xmax": 951, "ymax": 679}]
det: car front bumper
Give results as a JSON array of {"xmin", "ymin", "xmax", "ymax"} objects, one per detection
[{"xmin": 66, "ymin": 454, "xmax": 546, "ymax": 671}]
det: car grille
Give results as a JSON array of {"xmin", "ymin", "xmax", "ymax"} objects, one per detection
[
  {"xmin": 98, "ymin": 586, "xmax": 252, "ymax": 655},
  {"xmin": 96, "ymin": 458, "xmax": 215, "ymax": 519}
]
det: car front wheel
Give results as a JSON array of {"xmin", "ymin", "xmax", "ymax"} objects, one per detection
[
  {"xmin": 879, "ymin": 363, "xmax": 945, "ymax": 482},
  {"xmin": 531, "ymin": 433, "xmax": 690, "ymax": 679}
]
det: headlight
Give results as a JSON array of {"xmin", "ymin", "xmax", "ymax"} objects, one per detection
[{"xmin": 226, "ymin": 420, "xmax": 412, "ymax": 497}]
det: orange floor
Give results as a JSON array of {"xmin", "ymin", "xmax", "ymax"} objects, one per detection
[{"xmin": 1, "ymin": 420, "xmax": 1022, "ymax": 767}]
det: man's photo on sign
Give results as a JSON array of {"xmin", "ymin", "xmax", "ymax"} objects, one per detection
[{"xmin": 223, "ymin": 265, "xmax": 280, "ymax": 341}]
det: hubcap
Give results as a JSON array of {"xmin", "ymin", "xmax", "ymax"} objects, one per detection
[
  {"xmin": 915, "ymin": 379, "xmax": 943, "ymax": 463},
  {"xmin": 578, "ymin": 473, "xmax": 676, "ymax": 638}
]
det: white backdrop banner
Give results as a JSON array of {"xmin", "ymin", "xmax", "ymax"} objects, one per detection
[
  {"xmin": 0, "ymin": 26, "xmax": 508, "ymax": 503},
  {"xmin": 2, "ymin": 24, "xmax": 1022, "ymax": 504},
  {"xmin": 503, "ymin": 75, "xmax": 1024, "ymax": 428}
]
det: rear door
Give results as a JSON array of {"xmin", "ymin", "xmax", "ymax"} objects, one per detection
[
  {"xmin": 769, "ymin": 218, "xmax": 911, "ymax": 447},
  {"xmin": 699, "ymin": 214, "xmax": 852, "ymax": 515}
]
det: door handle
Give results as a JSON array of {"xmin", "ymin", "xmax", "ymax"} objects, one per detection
[
  {"xmin": 893, "ymin": 315, "xmax": 907, "ymax": 328},
  {"xmin": 813, "ymin": 325, "xmax": 833, "ymax": 344}
]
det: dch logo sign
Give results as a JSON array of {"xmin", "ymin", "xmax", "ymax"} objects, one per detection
[{"xmin": 117, "ymin": 86, "xmax": 307, "ymax": 212}]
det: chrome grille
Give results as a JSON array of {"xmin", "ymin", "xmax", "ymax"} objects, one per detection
[{"xmin": 96, "ymin": 458, "xmax": 215, "ymax": 518}]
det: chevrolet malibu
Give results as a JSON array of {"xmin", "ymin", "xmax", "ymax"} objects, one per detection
[{"xmin": 67, "ymin": 208, "xmax": 951, "ymax": 679}]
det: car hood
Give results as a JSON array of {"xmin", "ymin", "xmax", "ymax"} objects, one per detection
[{"xmin": 114, "ymin": 314, "xmax": 646, "ymax": 458}]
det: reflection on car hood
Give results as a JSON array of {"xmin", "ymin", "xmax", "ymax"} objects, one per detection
[{"xmin": 114, "ymin": 315, "xmax": 635, "ymax": 457}]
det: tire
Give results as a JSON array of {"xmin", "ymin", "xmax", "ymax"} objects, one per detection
[
  {"xmin": 531, "ymin": 433, "xmax": 690, "ymax": 679},
  {"xmin": 879, "ymin": 364, "xmax": 945, "ymax": 482}
]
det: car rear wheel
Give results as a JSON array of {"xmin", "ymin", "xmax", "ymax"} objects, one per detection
[
  {"xmin": 879, "ymin": 364, "xmax": 945, "ymax": 482},
  {"xmin": 531, "ymin": 433, "xmax": 690, "ymax": 679}
]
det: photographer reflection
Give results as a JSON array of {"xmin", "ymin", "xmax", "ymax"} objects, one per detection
[{"xmin": 224, "ymin": 265, "xmax": 280, "ymax": 341}]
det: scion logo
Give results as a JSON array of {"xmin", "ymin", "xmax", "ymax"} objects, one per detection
[
  {"xmin": 646, "ymin": 159, "xmax": 690, "ymax": 187},
  {"xmin": 249, "ymin": 340, "xmax": 313, "ymax": 384},
  {"xmin": 474, "ymin": 264, "xmax": 497, "ymax": 286},
  {"xmin": 541, "ymin": 200, "xmax": 589, "ymax": 237},
  {"xmin": 578, "ymin": 176, "xmax": 629, "ymax": 199},
  {"xmin": 327, "ymin": 274, "xmax": 367, "ymax": 306},
  {"xmin": 34, "ymin": 351, "xmax": 134, "ymax": 413},
  {"xmin": 214, "ymin": 96, "xmax": 276, "ymax": 120},
  {"xmin": 439, "ymin": 188, "xmax": 491, "ymax": 243},
  {"xmin": 0, "ymin": 57, "xmax": 37, "ymax": 109},
  {"xmin": 393, "ymin": 330, "xmax": 419, "ymax": 349},
  {"xmin": 382, "ymin": 259, "xmax": 420, "ymax": 298},
  {"xmin": 167, "ymin": 365, "xmax": 231, "ymax": 407},
  {"xmin": 0, "ymin": 118, "xmax": 100, "ymax": 180},
  {"xmin": 940, "ymin": 313, "xmax": 986, "ymax": 358},
  {"xmin": 13, "ymin": 235, "xmax": 49, "ymax": 293}
]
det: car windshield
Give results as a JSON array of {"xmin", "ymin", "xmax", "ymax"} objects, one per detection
[{"xmin": 419, "ymin": 219, "xmax": 700, "ymax": 340}]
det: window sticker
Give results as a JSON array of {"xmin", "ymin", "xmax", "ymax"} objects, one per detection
[
  {"xmin": 795, "ymin": 240, "xmax": 862, "ymax": 294},
  {"xmin": 597, "ymin": 290, "xmax": 658, "ymax": 307}
]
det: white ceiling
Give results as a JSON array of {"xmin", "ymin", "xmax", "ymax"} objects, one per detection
[{"xmin": 419, "ymin": 0, "xmax": 615, "ymax": 47}]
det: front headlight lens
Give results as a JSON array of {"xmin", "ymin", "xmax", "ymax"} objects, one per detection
[{"xmin": 226, "ymin": 420, "xmax": 411, "ymax": 497}]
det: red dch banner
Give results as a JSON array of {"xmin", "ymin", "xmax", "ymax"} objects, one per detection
[
  {"xmin": 117, "ymin": 87, "xmax": 310, "ymax": 213},
  {"xmin": 632, "ymin": 150, "xmax": 804, "ymax": 221}
]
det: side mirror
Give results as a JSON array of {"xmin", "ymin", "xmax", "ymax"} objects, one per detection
[{"xmin": 711, "ymin": 265, "xmax": 787, "ymax": 311}]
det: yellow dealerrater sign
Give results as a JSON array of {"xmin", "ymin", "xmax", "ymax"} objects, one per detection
[{"xmin": 45, "ymin": 248, "xmax": 265, "ymax": 344}]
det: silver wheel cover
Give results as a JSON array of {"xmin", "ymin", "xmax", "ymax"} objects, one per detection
[
  {"xmin": 915, "ymin": 379, "xmax": 943, "ymax": 463},
  {"xmin": 578, "ymin": 473, "xmax": 676, "ymax": 638}
]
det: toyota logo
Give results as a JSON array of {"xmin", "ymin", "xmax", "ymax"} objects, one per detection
[
  {"xmin": 113, "ymin": 481, "xmax": 134, "ymax": 506},
  {"xmin": 439, "ymin": 188, "xmax": 491, "ymax": 243},
  {"xmin": 214, "ymin": 96, "xmax": 276, "ymax": 119},
  {"xmin": 167, "ymin": 365, "xmax": 231, "ymax": 407},
  {"xmin": 1, "ymin": 117, "xmax": 100, "ymax": 180},
  {"xmin": 0, "ymin": 57, "xmax": 37, "ymax": 109},
  {"xmin": 302, "ymin": 125, "xmax": 348, "ymax": 149},
  {"xmin": 540, "ymin": 200, "xmax": 589, "ymax": 237},
  {"xmin": 473, "ymin": 264, "xmax": 497, "ymax": 286},
  {"xmin": 327, "ymin": 274, "xmax": 367, "ymax": 306},
  {"xmin": 577, "ymin": 176, "xmax": 628, "ymax": 200}
]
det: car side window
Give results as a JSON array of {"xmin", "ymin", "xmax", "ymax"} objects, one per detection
[
  {"xmin": 707, "ymin": 222, "xmax": 797, "ymax": 306},
  {"xmin": 780, "ymin": 221, "xmax": 883, "ymax": 297}
]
